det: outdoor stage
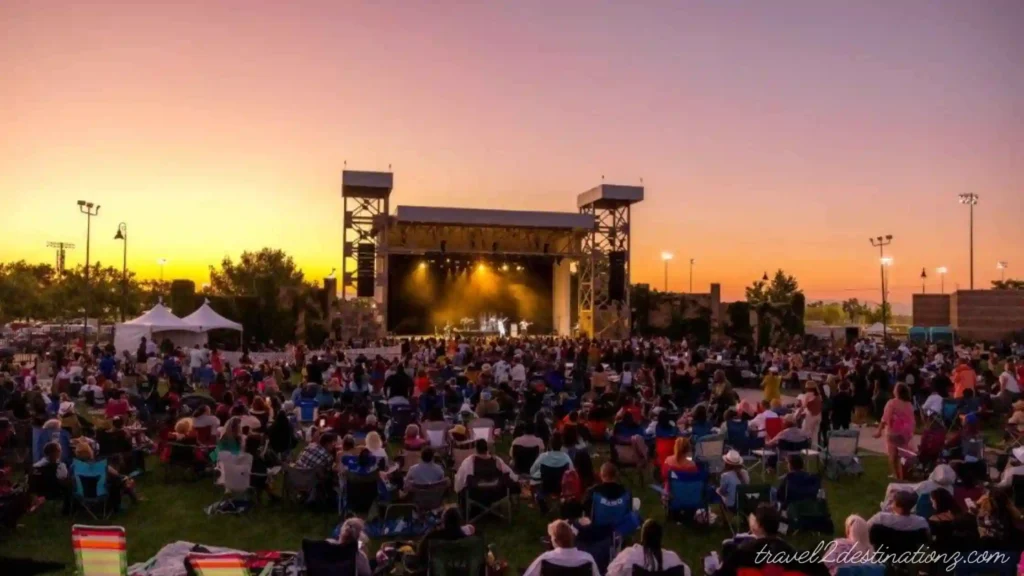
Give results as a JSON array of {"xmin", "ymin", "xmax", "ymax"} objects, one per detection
[{"xmin": 340, "ymin": 170, "xmax": 644, "ymax": 338}]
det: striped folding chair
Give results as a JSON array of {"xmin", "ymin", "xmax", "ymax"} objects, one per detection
[
  {"xmin": 187, "ymin": 552, "xmax": 252, "ymax": 576},
  {"xmin": 71, "ymin": 524, "xmax": 127, "ymax": 576}
]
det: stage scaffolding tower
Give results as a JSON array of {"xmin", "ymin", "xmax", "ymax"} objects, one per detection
[
  {"xmin": 341, "ymin": 170, "xmax": 393, "ymax": 335},
  {"xmin": 577, "ymin": 184, "xmax": 644, "ymax": 339}
]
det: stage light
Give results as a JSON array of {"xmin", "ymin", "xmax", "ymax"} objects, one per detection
[
  {"xmin": 418, "ymin": 261, "xmax": 427, "ymax": 269},
  {"xmin": 501, "ymin": 263, "xmax": 509, "ymax": 271},
  {"xmin": 477, "ymin": 263, "xmax": 486, "ymax": 272}
]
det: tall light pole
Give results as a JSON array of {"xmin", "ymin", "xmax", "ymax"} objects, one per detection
[
  {"xmin": 920, "ymin": 267, "xmax": 927, "ymax": 294},
  {"xmin": 77, "ymin": 200, "xmax": 100, "ymax": 338},
  {"xmin": 937, "ymin": 267, "xmax": 948, "ymax": 294},
  {"xmin": 998, "ymin": 261, "xmax": 1008, "ymax": 282},
  {"xmin": 660, "ymin": 252, "xmax": 673, "ymax": 292},
  {"xmin": 870, "ymin": 235, "xmax": 893, "ymax": 341},
  {"xmin": 158, "ymin": 258, "xmax": 168, "ymax": 282},
  {"xmin": 114, "ymin": 223, "xmax": 127, "ymax": 322},
  {"xmin": 958, "ymin": 193, "xmax": 979, "ymax": 289},
  {"xmin": 689, "ymin": 258, "xmax": 695, "ymax": 293}
]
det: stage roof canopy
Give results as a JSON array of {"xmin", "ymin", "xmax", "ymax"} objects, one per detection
[{"xmin": 394, "ymin": 205, "xmax": 594, "ymax": 230}]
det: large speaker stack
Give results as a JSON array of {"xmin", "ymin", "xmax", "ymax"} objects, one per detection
[{"xmin": 356, "ymin": 243, "xmax": 375, "ymax": 297}]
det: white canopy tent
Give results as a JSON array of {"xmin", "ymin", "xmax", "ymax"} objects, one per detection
[
  {"xmin": 864, "ymin": 322, "xmax": 886, "ymax": 336},
  {"xmin": 113, "ymin": 303, "xmax": 205, "ymax": 355},
  {"xmin": 183, "ymin": 299, "xmax": 243, "ymax": 332}
]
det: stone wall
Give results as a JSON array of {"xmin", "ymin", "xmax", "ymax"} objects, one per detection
[
  {"xmin": 912, "ymin": 294, "xmax": 951, "ymax": 327},
  {"xmin": 950, "ymin": 290, "xmax": 1024, "ymax": 341}
]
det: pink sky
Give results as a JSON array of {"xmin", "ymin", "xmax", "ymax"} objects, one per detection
[{"xmin": 1, "ymin": 1, "xmax": 1022, "ymax": 304}]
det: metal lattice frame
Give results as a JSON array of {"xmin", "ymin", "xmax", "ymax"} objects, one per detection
[
  {"xmin": 342, "ymin": 196, "xmax": 389, "ymax": 302},
  {"xmin": 578, "ymin": 203, "xmax": 631, "ymax": 339}
]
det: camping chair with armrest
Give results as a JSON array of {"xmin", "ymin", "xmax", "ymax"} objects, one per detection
[
  {"xmin": 612, "ymin": 441, "xmax": 644, "ymax": 483},
  {"xmin": 511, "ymin": 444, "xmax": 541, "ymax": 476},
  {"xmin": 301, "ymin": 539, "xmax": 356, "ymax": 576},
  {"xmin": 654, "ymin": 436, "xmax": 676, "ymax": 476},
  {"xmin": 467, "ymin": 418, "xmax": 495, "ymax": 445},
  {"xmin": 408, "ymin": 480, "xmax": 449, "ymax": 514},
  {"xmin": 216, "ymin": 452, "xmax": 254, "ymax": 512},
  {"xmin": 898, "ymin": 424, "xmax": 946, "ymax": 480},
  {"xmin": 750, "ymin": 418, "xmax": 782, "ymax": 478},
  {"xmin": 165, "ymin": 442, "xmax": 204, "ymax": 482},
  {"xmin": 821, "ymin": 429, "xmax": 861, "ymax": 481},
  {"xmin": 342, "ymin": 470, "xmax": 380, "ymax": 517},
  {"xmin": 388, "ymin": 406, "xmax": 416, "ymax": 443},
  {"xmin": 296, "ymin": 399, "xmax": 318, "ymax": 427},
  {"xmin": 283, "ymin": 463, "xmax": 323, "ymax": 508},
  {"xmin": 187, "ymin": 552, "xmax": 253, "ymax": 576},
  {"xmin": 690, "ymin": 422, "xmax": 713, "ymax": 440},
  {"xmin": 426, "ymin": 535, "xmax": 486, "ymax": 576},
  {"xmin": 537, "ymin": 462, "xmax": 569, "ymax": 501},
  {"xmin": 72, "ymin": 459, "xmax": 110, "ymax": 520},
  {"xmin": 423, "ymin": 421, "xmax": 450, "ymax": 451},
  {"xmin": 540, "ymin": 561, "xmax": 594, "ymax": 576},
  {"xmin": 725, "ymin": 484, "xmax": 773, "ymax": 535},
  {"xmin": 591, "ymin": 488, "xmax": 638, "ymax": 552},
  {"xmin": 726, "ymin": 420, "xmax": 757, "ymax": 459},
  {"xmin": 778, "ymin": 471, "xmax": 820, "ymax": 507},
  {"xmin": 72, "ymin": 524, "xmax": 127, "ymax": 576},
  {"xmin": 656, "ymin": 468, "xmax": 708, "ymax": 519},
  {"xmin": 868, "ymin": 524, "xmax": 929, "ymax": 576},
  {"xmin": 694, "ymin": 433, "xmax": 727, "ymax": 475},
  {"xmin": 465, "ymin": 457, "xmax": 513, "ymax": 524},
  {"xmin": 784, "ymin": 498, "xmax": 833, "ymax": 536}
]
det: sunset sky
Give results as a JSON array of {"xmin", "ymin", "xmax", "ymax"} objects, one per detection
[{"xmin": 2, "ymin": 1, "xmax": 1022, "ymax": 305}]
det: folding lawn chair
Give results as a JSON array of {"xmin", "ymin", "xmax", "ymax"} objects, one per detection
[
  {"xmin": 187, "ymin": 551, "xmax": 253, "ymax": 576},
  {"xmin": 655, "ymin": 468, "xmax": 709, "ymax": 519},
  {"xmin": 450, "ymin": 441, "xmax": 475, "ymax": 475},
  {"xmin": 408, "ymin": 480, "xmax": 449, "ymax": 514},
  {"xmin": 724, "ymin": 484, "xmax": 772, "ymax": 535},
  {"xmin": 72, "ymin": 459, "xmax": 111, "ymax": 520},
  {"xmin": 750, "ymin": 418, "xmax": 782, "ymax": 477},
  {"xmin": 511, "ymin": 444, "xmax": 541, "ymax": 476},
  {"xmin": 612, "ymin": 441, "xmax": 645, "ymax": 483},
  {"xmin": 427, "ymin": 536, "xmax": 486, "ymax": 576},
  {"xmin": 695, "ymin": 433, "xmax": 726, "ymax": 475},
  {"xmin": 423, "ymin": 421, "xmax": 450, "ymax": 450},
  {"xmin": 537, "ymin": 462, "xmax": 569, "ymax": 502},
  {"xmin": 915, "ymin": 491, "xmax": 934, "ymax": 518},
  {"xmin": 342, "ymin": 471, "xmax": 380, "ymax": 517},
  {"xmin": 941, "ymin": 398, "xmax": 960, "ymax": 431},
  {"xmin": 821, "ymin": 429, "xmax": 861, "ymax": 480},
  {"xmin": 540, "ymin": 561, "xmax": 594, "ymax": 576},
  {"xmin": 464, "ymin": 457, "xmax": 512, "ymax": 524},
  {"xmin": 591, "ymin": 488, "xmax": 638, "ymax": 552},
  {"xmin": 467, "ymin": 418, "xmax": 495, "ymax": 444},
  {"xmin": 215, "ymin": 452, "xmax": 254, "ymax": 513},
  {"xmin": 784, "ymin": 498, "xmax": 833, "ymax": 535},
  {"xmin": 283, "ymin": 463, "xmax": 323, "ymax": 507},
  {"xmin": 72, "ymin": 524, "xmax": 127, "ymax": 576},
  {"xmin": 898, "ymin": 423, "xmax": 945, "ymax": 480}
]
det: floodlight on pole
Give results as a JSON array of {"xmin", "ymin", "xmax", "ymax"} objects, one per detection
[
  {"xmin": 958, "ymin": 193, "xmax": 979, "ymax": 289},
  {"xmin": 937, "ymin": 266, "xmax": 948, "ymax": 294},
  {"xmin": 661, "ymin": 252, "xmax": 673, "ymax": 292},
  {"xmin": 870, "ymin": 235, "xmax": 894, "ymax": 341},
  {"xmin": 77, "ymin": 200, "xmax": 100, "ymax": 338},
  {"xmin": 998, "ymin": 261, "xmax": 1008, "ymax": 282}
]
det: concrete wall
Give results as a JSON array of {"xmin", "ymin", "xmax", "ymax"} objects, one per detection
[
  {"xmin": 912, "ymin": 294, "xmax": 951, "ymax": 327},
  {"xmin": 951, "ymin": 290, "xmax": 1024, "ymax": 341}
]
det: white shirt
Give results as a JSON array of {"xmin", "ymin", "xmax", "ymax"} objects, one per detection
[
  {"xmin": 454, "ymin": 454, "xmax": 518, "ymax": 493},
  {"xmin": 511, "ymin": 364, "xmax": 527, "ymax": 382},
  {"xmin": 189, "ymin": 348, "xmax": 205, "ymax": 369},
  {"xmin": 748, "ymin": 410, "xmax": 778, "ymax": 433},
  {"xmin": 493, "ymin": 361, "xmax": 510, "ymax": 383},
  {"xmin": 524, "ymin": 548, "xmax": 600, "ymax": 576},
  {"xmin": 921, "ymin": 393, "xmax": 943, "ymax": 417},
  {"xmin": 1000, "ymin": 371, "xmax": 1020, "ymax": 394},
  {"xmin": 607, "ymin": 545, "xmax": 689, "ymax": 576}
]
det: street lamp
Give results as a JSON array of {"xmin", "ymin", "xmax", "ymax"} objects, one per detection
[
  {"xmin": 660, "ymin": 252, "xmax": 673, "ymax": 292},
  {"xmin": 920, "ymin": 267, "xmax": 927, "ymax": 294},
  {"xmin": 77, "ymin": 200, "xmax": 100, "ymax": 338},
  {"xmin": 870, "ymin": 235, "xmax": 893, "ymax": 341},
  {"xmin": 114, "ymin": 223, "xmax": 127, "ymax": 322},
  {"xmin": 958, "ymin": 193, "xmax": 979, "ymax": 289},
  {"xmin": 936, "ymin": 267, "xmax": 948, "ymax": 294},
  {"xmin": 998, "ymin": 261, "xmax": 1008, "ymax": 282},
  {"xmin": 689, "ymin": 258, "xmax": 695, "ymax": 293},
  {"xmin": 157, "ymin": 258, "xmax": 168, "ymax": 282}
]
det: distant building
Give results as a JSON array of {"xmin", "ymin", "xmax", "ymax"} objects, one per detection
[{"xmin": 912, "ymin": 290, "xmax": 1024, "ymax": 341}]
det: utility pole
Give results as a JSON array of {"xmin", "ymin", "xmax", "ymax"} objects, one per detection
[
  {"xmin": 46, "ymin": 241, "xmax": 76, "ymax": 278},
  {"xmin": 689, "ymin": 258, "xmax": 695, "ymax": 293},
  {"xmin": 77, "ymin": 200, "xmax": 100, "ymax": 339},
  {"xmin": 958, "ymin": 193, "xmax": 979, "ymax": 289},
  {"xmin": 870, "ymin": 235, "xmax": 893, "ymax": 342}
]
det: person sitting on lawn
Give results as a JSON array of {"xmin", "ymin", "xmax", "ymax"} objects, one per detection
[
  {"xmin": 403, "ymin": 424, "xmax": 426, "ymax": 451},
  {"xmin": 417, "ymin": 506, "xmax": 476, "ymax": 571},
  {"xmin": 867, "ymin": 489, "xmax": 929, "ymax": 533},
  {"xmin": 582, "ymin": 463, "xmax": 629, "ymax": 518},
  {"xmin": 523, "ymin": 520, "xmax": 600, "ymax": 576},
  {"xmin": 296, "ymin": 431, "xmax": 337, "ymax": 475},
  {"xmin": 775, "ymin": 454, "xmax": 817, "ymax": 508},
  {"xmin": 530, "ymin": 432, "xmax": 574, "ymax": 480},
  {"xmin": 403, "ymin": 447, "xmax": 446, "ymax": 490},
  {"xmin": 717, "ymin": 450, "xmax": 749, "ymax": 511},
  {"xmin": 607, "ymin": 520, "xmax": 689, "ymax": 576},
  {"xmin": 454, "ymin": 439, "xmax": 518, "ymax": 494},
  {"xmin": 711, "ymin": 504, "xmax": 823, "ymax": 576},
  {"xmin": 661, "ymin": 437, "xmax": 699, "ymax": 492},
  {"xmin": 31, "ymin": 441, "xmax": 69, "ymax": 510},
  {"xmin": 823, "ymin": 515, "xmax": 873, "ymax": 576},
  {"xmin": 217, "ymin": 416, "xmax": 243, "ymax": 455}
]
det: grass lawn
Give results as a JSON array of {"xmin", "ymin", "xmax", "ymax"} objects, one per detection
[{"xmin": 0, "ymin": 441, "xmax": 896, "ymax": 576}]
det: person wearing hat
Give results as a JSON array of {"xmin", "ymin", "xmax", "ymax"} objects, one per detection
[
  {"xmin": 762, "ymin": 366, "xmax": 782, "ymax": 404},
  {"xmin": 1007, "ymin": 400, "xmax": 1024, "ymax": 434},
  {"xmin": 717, "ymin": 450, "xmax": 750, "ymax": 510}
]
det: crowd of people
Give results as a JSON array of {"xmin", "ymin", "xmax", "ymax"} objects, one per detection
[{"xmin": 1, "ymin": 330, "xmax": 1024, "ymax": 575}]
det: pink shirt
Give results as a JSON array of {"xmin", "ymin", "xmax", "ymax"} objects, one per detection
[{"xmin": 882, "ymin": 399, "xmax": 915, "ymax": 438}]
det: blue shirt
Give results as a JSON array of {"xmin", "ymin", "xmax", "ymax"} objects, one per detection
[{"xmin": 530, "ymin": 450, "xmax": 574, "ymax": 480}]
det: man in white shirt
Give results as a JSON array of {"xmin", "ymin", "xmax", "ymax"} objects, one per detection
[
  {"xmin": 189, "ymin": 345, "xmax": 206, "ymax": 383},
  {"xmin": 454, "ymin": 439, "xmax": 518, "ymax": 493},
  {"xmin": 999, "ymin": 360, "xmax": 1020, "ymax": 395},
  {"xmin": 523, "ymin": 520, "xmax": 600, "ymax": 576},
  {"xmin": 921, "ymin": 390, "xmax": 944, "ymax": 418},
  {"xmin": 747, "ymin": 400, "xmax": 778, "ymax": 437},
  {"xmin": 510, "ymin": 359, "xmax": 527, "ymax": 384},
  {"xmin": 492, "ymin": 359, "xmax": 511, "ymax": 384}
]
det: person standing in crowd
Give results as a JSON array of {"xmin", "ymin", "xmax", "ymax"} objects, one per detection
[
  {"xmin": 761, "ymin": 367, "xmax": 782, "ymax": 404},
  {"xmin": 875, "ymin": 383, "xmax": 915, "ymax": 480}
]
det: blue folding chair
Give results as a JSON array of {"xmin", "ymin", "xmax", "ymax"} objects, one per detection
[
  {"xmin": 592, "ymin": 490, "xmax": 640, "ymax": 541},
  {"xmin": 32, "ymin": 427, "xmax": 73, "ymax": 466},
  {"xmin": 915, "ymin": 491, "xmax": 934, "ymax": 518},
  {"xmin": 297, "ymin": 399, "xmax": 318, "ymax": 425},
  {"xmin": 72, "ymin": 459, "xmax": 110, "ymax": 520},
  {"xmin": 690, "ymin": 422, "xmax": 713, "ymax": 440},
  {"xmin": 658, "ymin": 469, "xmax": 709, "ymax": 517},
  {"xmin": 941, "ymin": 399, "xmax": 960, "ymax": 430},
  {"xmin": 726, "ymin": 421, "xmax": 754, "ymax": 455}
]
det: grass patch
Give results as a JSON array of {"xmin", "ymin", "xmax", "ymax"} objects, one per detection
[{"xmin": 0, "ymin": 443, "xmax": 894, "ymax": 575}]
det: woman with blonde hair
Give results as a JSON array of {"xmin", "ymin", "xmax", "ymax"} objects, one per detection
[
  {"xmin": 823, "ymin": 515, "xmax": 873, "ymax": 575},
  {"xmin": 334, "ymin": 517, "xmax": 372, "ymax": 576},
  {"xmin": 661, "ymin": 437, "xmax": 698, "ymax": 493},
  {"xmin": 364, "ymin": 431, "xmax": 389, "ymax": 466},
  {"xmin": 217, "ymin": 416, "xmax": 243, "ymax": 454}
]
